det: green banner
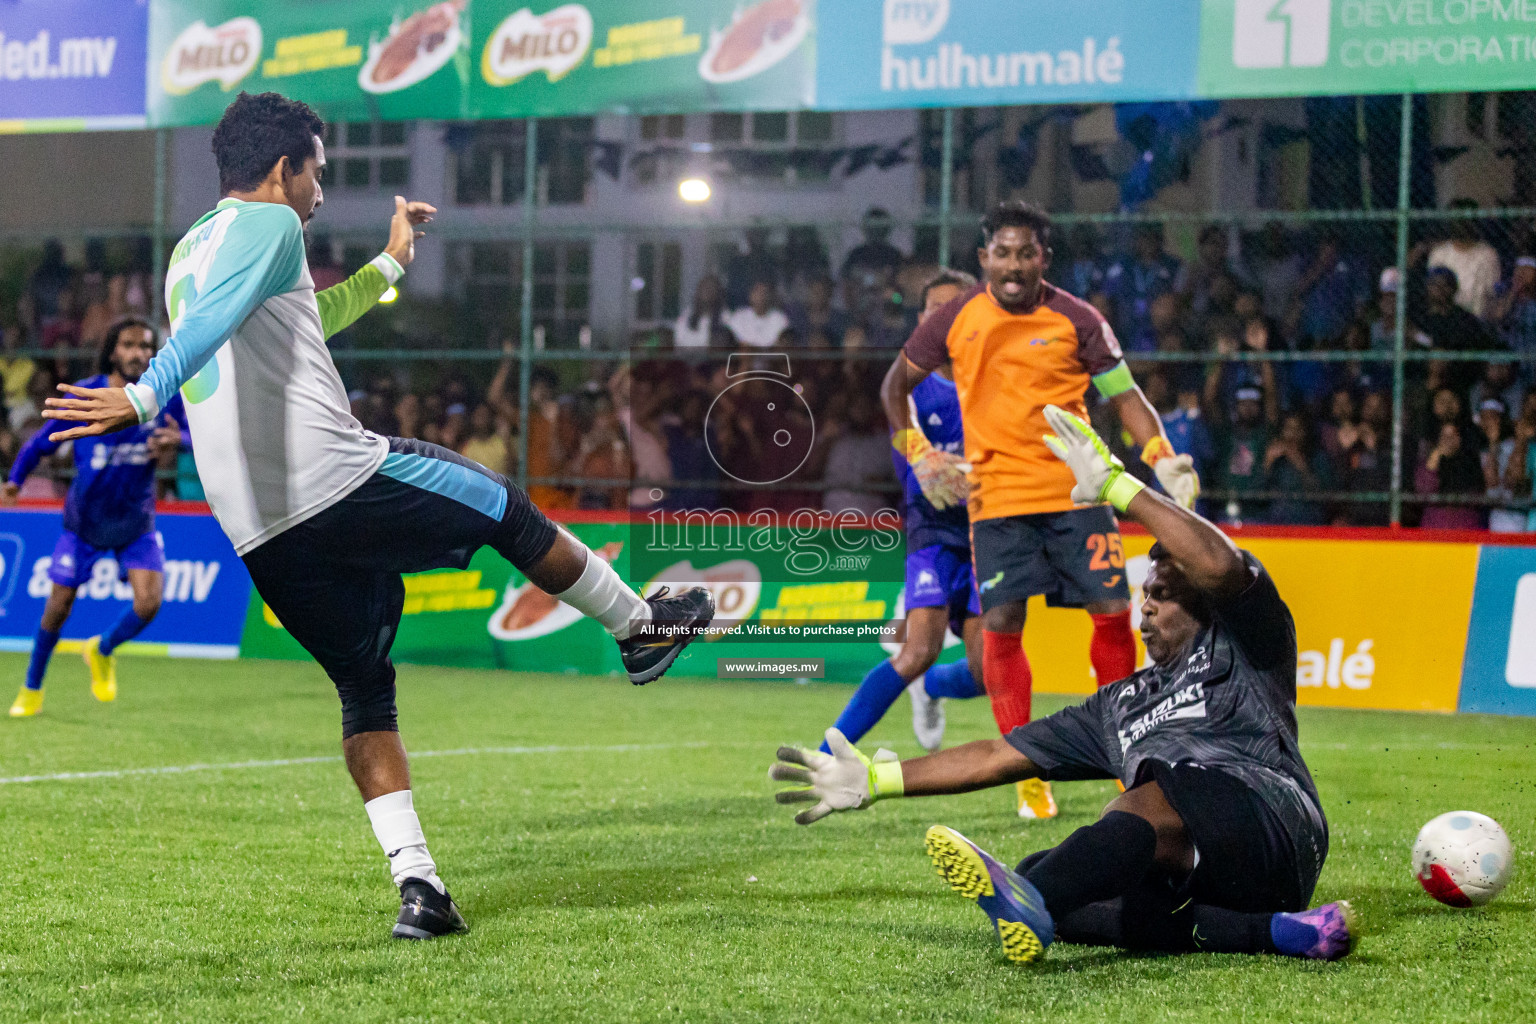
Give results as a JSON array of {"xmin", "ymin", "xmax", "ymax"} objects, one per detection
[
  {"xmin": 239, "ymin": 520, "xmax": 946, "ymax": 683},
  {"xmin": 147, "ymin": 0, "xmax": 814, "ymax": 127},
  {"xmin": 473, "ymin": 0, "xmax": 814, "ymax": 117},
  {"xmin": 1199, "ymin": 0, "xmax": 1536, "ymax": 98}
]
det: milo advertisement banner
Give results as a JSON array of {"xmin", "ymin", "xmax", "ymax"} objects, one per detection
[
  {"xmin": 147, "ymin": 0, "xmax": 814, "ymax": 127},
  {"xmin": 239, "ymin": 518, "xmax": 927, "ymax": 682},
  {"xmin": 1199, "ymin": 0, "xmax": 1536, "ymax": 97},
  {"xmin": 473, "ymin": 0, "xmax": 814, "ymax": 117},
  {"xmin": 149, "ymin": 0, "xmax": 475, "ymax": 125}
]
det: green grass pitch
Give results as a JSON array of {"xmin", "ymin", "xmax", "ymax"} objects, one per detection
[{"xmin": 1, "ymin": 654, "xmax": 1533, "ymax": 1023}]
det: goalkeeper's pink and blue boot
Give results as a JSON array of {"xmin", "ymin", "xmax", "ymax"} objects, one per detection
[
  {"xmin": 925, "ymin": 825, "xmax": 1054, "ymax": 964},
  {"xmin": 1269, "ymin": 901, "xmax": 1359, "ymax": 961}
]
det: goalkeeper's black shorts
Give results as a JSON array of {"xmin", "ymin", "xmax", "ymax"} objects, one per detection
[{"xmin": 241, "ymin": 437, "xmax": 559, "ymax": 737}]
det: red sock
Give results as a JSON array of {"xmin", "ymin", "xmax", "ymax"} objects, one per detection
[
  {"xmin": 982, "ymin": 629, "xmax": 1032, "ymax": 733},
  {"xmin": 1090, "ymin": 611, "xmax": 1137, "ymax": 687}
]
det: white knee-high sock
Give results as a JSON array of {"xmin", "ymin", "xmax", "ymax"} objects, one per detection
[
  {"xmin": 364, "ymin": 789, "xmax": 444, "ymax": 894},
  {"xmin": 555, "ymin": 549, "xmax": 650, "ymax": 640}
]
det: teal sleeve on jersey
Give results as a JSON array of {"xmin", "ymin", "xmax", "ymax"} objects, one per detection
[
  {"xmin": 316, "ymin": 254, "xmax": 402, "ymax": 340},
  {"xmin": 128, "ymin": 203, "xmax": 305, "ymax": 421}
]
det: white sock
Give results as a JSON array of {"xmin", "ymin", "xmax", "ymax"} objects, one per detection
[
  {"xmin": 555, "ymin": 549, "xmax": 650, "ymax": 640},
  {"xmin": 364, "ymin": 789, "xmax": 445, "ymax": 894}
]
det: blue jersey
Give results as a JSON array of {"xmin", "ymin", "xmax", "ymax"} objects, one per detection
[
  {"xmin": 892, "ymin": 373, "xmax": 971, "ymax": 551},
  {"xmin": 9, "ymin": 375, "xmax": 187, "ymax": 549}
]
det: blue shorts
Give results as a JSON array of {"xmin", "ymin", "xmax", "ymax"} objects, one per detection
[
  {"xmin": 905, "ymin": 543, "xmax": 980, "ymax": 638},
  {"xmin": 48, "ymin": 530, "xmax": 165, "ymax": 589}
]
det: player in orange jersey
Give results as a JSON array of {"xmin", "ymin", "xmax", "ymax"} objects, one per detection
[{"xmin": 881, "ymin": 201, "xmax": 1198, "ymax": 819}]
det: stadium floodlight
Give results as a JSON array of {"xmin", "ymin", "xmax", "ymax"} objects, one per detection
[
  {"xmin": 678, "ymin": 177, "xmax": 711, "ymax": 203},
  {"xmin": 379, "ymin": 286, "xmax": 399, "ymax": 303}
]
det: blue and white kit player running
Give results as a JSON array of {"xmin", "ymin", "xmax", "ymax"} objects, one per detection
[
  {"xmin": 43, "ymin": 92, "xmax": 713, "ymax": 940},
  {"xmin": 7, "ymin": 318, "xmax": 185, "ymax": 716},
  {"xmin": 820, "ymin": 271, "xmax": 985, "ymax": 755}
]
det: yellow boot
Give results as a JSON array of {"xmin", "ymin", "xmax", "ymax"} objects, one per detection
[
  {"xmin": 82, "ymin": 636, "xmax": 117, "ymax": 702},
  {"xmin": 1015, "ymin": 778, "xmax": 1058, "ymax": 820},
  {"xmin": 9, "ymin": 685, "xmax": 44, "ymax": 717}
]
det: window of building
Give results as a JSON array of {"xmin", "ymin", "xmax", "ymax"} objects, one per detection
[
  {"xmin": 457, "ymin": 240, "xmax": 591, "ymax": 347},
  {"xmin": 640, "ymin": 114, "xmax": 687, "ymax": 141},
  {"xmin": 702, "ymin": 111, "xmax": 840, "ymax": 185},
  {"xmin": 451, "ymin": 118, "xmax": 593, "ymax": 206},
  {"xmin": 323, "ymin": 121, "xmax": 410, "ymax": 192},
  {"xmin": 633, "ymin": 241, "xmax": 683, "ymax": 325}
]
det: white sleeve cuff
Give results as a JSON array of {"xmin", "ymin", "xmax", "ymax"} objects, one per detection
[
  {"xmin": 124, "ymin": 382, "xmax": 160, "ymax": 424},
  {"xmin": 371, "ymin": 253, "xmax": 405, "ymax": 285}
]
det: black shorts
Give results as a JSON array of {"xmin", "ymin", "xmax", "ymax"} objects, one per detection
[
  {"xmin": 241, "ymin": 437, "xmax": 559, "ymax": 738},
  {"xmin": 1142, "ymin": 760, "xmax": 1322, "ymax": 913},
  {"xmin": 969, "ymin": 506, "xmax": 1130, "ymax": 612}
]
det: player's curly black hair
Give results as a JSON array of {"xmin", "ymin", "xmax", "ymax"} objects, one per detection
[
  {"xmin": 97, "ymin": 316, "xmax": 157, "ymax": 376},
  {"xmin": 211, "ymin": 91, "xmax": 325, "ymax": 195},
  {"xmin": 981, "ymin": 199, "xmax": 1053, "ymax": 248}
]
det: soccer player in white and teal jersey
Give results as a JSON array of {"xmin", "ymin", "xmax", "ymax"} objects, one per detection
[{"xmin": 44, "ymin": 92, "xmax": 714, "ymax": 941}]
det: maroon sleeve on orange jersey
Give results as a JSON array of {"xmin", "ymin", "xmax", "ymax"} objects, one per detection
[
  {"xmin": 1046, "ymin": 284, "xmax": 1124, "ymax": 376},
  {"xmin": 903, "ymin": 283, "xmax": 985, "ymax": 371}
]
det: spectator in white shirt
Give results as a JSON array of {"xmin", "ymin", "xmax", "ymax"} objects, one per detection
[
  {"xmin": 725, "ymin": 280, "xmax": 791, "ymax": 349},
  {"xmin": 1427, "ymin": 199, "xmax": 1502, "ymax": 319}
]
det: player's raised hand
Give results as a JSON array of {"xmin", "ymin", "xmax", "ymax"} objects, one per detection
[
  {"xmin": 1042, "ymin": 404, "xmax": 1145, "ymax": 513},
  {"xmin": 43, "ymin": 383, "xmax": 139, "ymax": 442},
  {"xmin": 894, "ymin": 428, "xmax": 969, "ymax": 510},
  {"xmin": 1152, "ymin": 452, "xmax": 1200, "ymax": 509},
  {"xmin": 385, "ymin": 195, "xmax": 437, "ymax": 268},
  {"xmin": 770, "ymin": 729, "xmax": 903, "ymax": 825}
]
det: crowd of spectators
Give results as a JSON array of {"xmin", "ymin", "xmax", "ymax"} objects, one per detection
[{"xmin": 3, "ymin": 203, "xmax": 1534, "ymax": 530}]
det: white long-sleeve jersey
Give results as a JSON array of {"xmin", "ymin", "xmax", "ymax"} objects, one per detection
[{"xmin": 126, "ymin": 198, "xmax": 399, "ymax": 554}]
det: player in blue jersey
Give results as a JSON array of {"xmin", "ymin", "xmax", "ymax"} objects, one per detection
[
  {"xmin": 6, "ymin": 318, "xmax": 186, "ymax": 716},
  {"xmin": 820, "ymin": 271, "xmax": 986, "ymax": 754}
]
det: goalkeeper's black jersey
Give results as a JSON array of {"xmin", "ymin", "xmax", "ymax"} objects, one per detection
[{"xmin": 1006, "ymin": 552, "xmax": 1325, "ymax": 842}]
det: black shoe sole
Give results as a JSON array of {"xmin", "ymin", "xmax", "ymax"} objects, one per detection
[{"xmin": 392, "ymin": 923, "xmax": 439, "ymax": 941}]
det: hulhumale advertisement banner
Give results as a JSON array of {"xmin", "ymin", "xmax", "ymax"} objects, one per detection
[
  {"xmin": 0, "ymin": 508, "xmax": 251, "ymax": 658},
  {"xmin": 815, "ymin": 0, "xmax": 1201, "ymax": 109},
  {"xmin": 1199, "ymin": 0, "xmax": 1536, "ymax": 97},
  {"xmin": 0, "ymin": 0, "xmax": 148, "ymax": 131},
  {"xmin": 146, "ymin": 0, "xmax": 815, "ymax": 127}
]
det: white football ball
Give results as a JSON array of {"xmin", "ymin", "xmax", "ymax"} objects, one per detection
[{"xmin": 1411, "ymin": 811, "xmax": 1513, "ymax": 907}]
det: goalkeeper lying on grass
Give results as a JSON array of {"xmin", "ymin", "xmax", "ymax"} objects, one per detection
[{"xmin": 771, "ymin": 405, "xmax": 1357, "ymax": 965}]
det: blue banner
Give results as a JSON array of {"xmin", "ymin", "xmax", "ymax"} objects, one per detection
[
  {"xmin": 0, "ymin": 508, "xmax": 250, "ymax": 658},
  {"xmin": 1458, "ymin": 545, "xmax": 1536, "ymax": 717},
  {"xmin": 0, "ymin": 0, "xmax": 148, "ymax": 128},
  {"xmin": 816, "ymin": 0, "xmax": 1199, "ymax": 109}
]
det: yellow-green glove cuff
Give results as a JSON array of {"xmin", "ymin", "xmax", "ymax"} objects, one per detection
[
  {"xmin": 870, "ymin": 759, "xmax": 905, "ymax": 800},
  {"xmin": 1103, "ymin": 471, "xmax": 1145, "ymax": 513}
]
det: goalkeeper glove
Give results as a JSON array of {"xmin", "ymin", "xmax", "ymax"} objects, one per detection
[
  {"xmin": 892, "ymin": 428, "xmax": 969, "ymax": 511},
  {"xmin": 769, "ymin": 728, "xmax": 905, "ymax": 825},
  {"xmin": 1041, "ymin": 405, "xmax": 1145, "ymax": 513},
  {"xmin": 1141, "ymin": 436, "xmax": 1200, "ymax": 509}
]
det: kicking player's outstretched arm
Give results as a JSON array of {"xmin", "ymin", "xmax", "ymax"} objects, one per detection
[
  {"xmin": 314, "ymin": 196, "xmax": 434, "ymax": 339},
  {"xmin": 770, "ymin": 729, "xmax": 1039, "ymax": 825},
  {"xmin": 315, "ymin": 258, "xmax": 401, "ymax": 340},
  {"xmin": 1042, "ymin": 404, "xmax": 1245, "ymax": 598},
  {"xmin": 45, "ymin": 203, "xmax": 306, "ymax": 440}
]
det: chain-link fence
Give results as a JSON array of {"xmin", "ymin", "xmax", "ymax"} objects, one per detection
[{"xmin": 1, "ymin": 94, "xmax": 1533, "ymax": 529}]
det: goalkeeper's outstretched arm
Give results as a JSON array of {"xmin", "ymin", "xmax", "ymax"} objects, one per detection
[
  {"xmin": 900, "ymin": 739, "xmax": 1042, "ymax": 795},
  {"xmin": 770, "ymin": 728, "xmax": 1043, "ymax": 825}
]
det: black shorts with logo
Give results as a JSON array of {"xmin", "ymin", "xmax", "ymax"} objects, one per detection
[
  {"xmin": 241, "ymin": 437, "xmax": 559, "ymax": 738},
  {"xmin": 969, "ymin": 505, "xmax": 1131, "ymax": 612}
]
